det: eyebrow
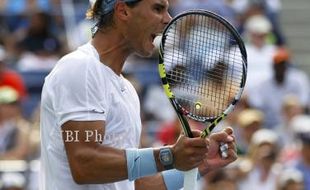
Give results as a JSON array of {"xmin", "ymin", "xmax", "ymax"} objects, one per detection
[
  {"xmin": 154, "ymin": 3, "xmax": 165, "ymax": 9},
  {"xmin": 153, "ymin": 1, "xmax": 168, "ymax": 10},
  {"xmin": 156, "ymin": 0, "xmax": 169, "ymax": 8}
]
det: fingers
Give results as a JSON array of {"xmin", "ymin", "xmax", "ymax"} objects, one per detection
[
  {"xmin": 220, "ymin": 127, "xmax": 237, "ymax": 158},
  {"xmin": 220, "ymin": 137, "xmax": 237, "ymax": 159},
  {"xmin": 173, "ymin": 127, "xmax": 237, "ymax": 171},
  {"xmin": 225, "ymin": 145, "xmax": 238, "ymax": 161},
  {"xmin": 186, "ymin": 137, "xmax": 209, "ymax": 148},
  {"xmin": 207, "ymin": 127, "xmax": 237, "ymax": 159},
  {"xmin": 220, "ymin": 143, "xmax": 228, "ymax": 158},
  {"xmin": 209, "ymin": 131, "xmax": 233, "ymax": 144},
  {"xmin": 180, "ymin": 130, "xmax": 209, "ymax": 148},
  {"xmin": 219, "ymin": 142, "xmax": 233, "ymax": 159}
]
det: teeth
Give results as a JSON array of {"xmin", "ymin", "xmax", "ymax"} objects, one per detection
[{"xmin": 153, "ymin": 35, "xmax": 162, "ymax": 49}]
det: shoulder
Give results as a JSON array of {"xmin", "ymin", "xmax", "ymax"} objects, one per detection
[
  {"xmin": 58, "ymin": 45, "xmax": 96, "ymax": 70},
  {"xmin": 47, "ymin": 44, "xmax": 101, "ymax": 81}
]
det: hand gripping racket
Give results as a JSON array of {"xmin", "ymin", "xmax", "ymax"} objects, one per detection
[{"xmin": 158, "ymin": 10, "xmax": 247, "ymax": 190}]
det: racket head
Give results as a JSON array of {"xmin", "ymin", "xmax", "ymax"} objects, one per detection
[{"xmin": 159, "ymin": 10, "xmax": 247, "ymax": 123}]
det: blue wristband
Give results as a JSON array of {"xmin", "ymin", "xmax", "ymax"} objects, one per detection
[
  {"xmin": 126, "ymin": 148, "xmax": 157, "ymax": 181},
  {"xmin": 162, "ymin": 169, "xmax": 201, "ymax": 190}
]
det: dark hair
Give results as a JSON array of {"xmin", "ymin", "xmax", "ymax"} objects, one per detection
[{"xmin": 86, "ymin": 0, "xmax": 142, "ymax": 30}]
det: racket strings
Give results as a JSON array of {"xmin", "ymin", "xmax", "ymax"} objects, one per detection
[
  {"xmin": 166, "ymin": 65, "xmax": 242, "ymax": 86},
  {"xmin": 163, "ymin": 14, "xmax": 244, "ymax": 118},
  {"xmin": 165, "ymin": 63, "xmax": 240, "ymax": 94},
  {"xmin": 164, "ymin": 44, "xmax": 244, "ymax": 83}
]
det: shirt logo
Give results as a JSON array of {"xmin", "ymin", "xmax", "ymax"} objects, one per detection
[{"xmin": 91, "ymin": 109, "xmax": 105, "ymax": 114}]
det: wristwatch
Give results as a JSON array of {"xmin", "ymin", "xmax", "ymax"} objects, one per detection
[{"xmin": 159, "ymin": 147, "xmax": 174, "ymax": 170}]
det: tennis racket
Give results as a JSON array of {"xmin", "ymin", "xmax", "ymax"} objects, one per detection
[{"xmin": 158, "ymin": 10, "xmax": 247, "ymax": 190}]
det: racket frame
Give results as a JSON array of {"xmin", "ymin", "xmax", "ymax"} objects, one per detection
[{"xmin": 159, "ymin": 9, "xmax": 247, "ymax": 138}]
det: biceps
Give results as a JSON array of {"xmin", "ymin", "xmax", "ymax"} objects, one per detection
[
  {"xmin": 62, "ymin": 120, "xmax": 105, "ymax": 156},
  {"xmin": 61, "ymin": 120, "xmax": 130, "ymax": 184}
]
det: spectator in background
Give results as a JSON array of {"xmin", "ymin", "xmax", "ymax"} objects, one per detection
[
  {"xmin": 0, "ymin": 86, "xmax": 30, "ymax": 160},
  {"xmin": 214, "ymin": 95, "xmax": 251, "ymax": 134},
  {"xmin": 0, "ymin": 172, "xmax": 26, "ymax": 190},
  {"xmin": 156, "ymin": 118, "xmax": 203, "ymax": 146},
  {"xmin": 248, "ymin": 48, "xmax": 310, "ymax": 128},
  {"xmin": 143, "ymin": 83, "xmax": 176, "ymax": 122},
  {"xmin": 285, "ymin": 115, "xmax": 310, "ymax": 190},
  {"xmin": 236, "ymin": 109, "xmax": 264, "ymax": 155},
  {"xmin": 239, "ymin": 129, "xmax": 281, "ymax": 190},
  {"xmin": 170, "ymin": 0, "xmax": 239, "ymax": 27},
  {"xmin": 1, "ymin": 0, "xmax": 51, "ymax": 16},
  {"xmin": 243, "ymin": 14, "xmax": 276, "ymax": 94},
  {"xmin": 277, "ymin": 168, "xmax": 304, "ymax": 190},
  {"xmin": 0, "ymin": 48, "xmax": 27, "ymax": 100},
  {"xmin": 276, "ymin": 95, "xmax": 304, "ymax": 149},
  {"xmin": 156, "ymin": 118, "xmax": 181, "ymax": 146},
  {"xmin": 263, "ymin": 0, "xmax": 286, "ymax": 46},
  {"xmin": 16, "ymin": 11, "xmax": 62, "ymax": 71},
  {"xmin": 203, "ymin": 168, "xmax": 239, "ymax": 190},
  {"xmin": 241, "ymin": 0, "xmax": 286, "ymax": 46},
  {"xmin": 0, "ymin": 0, "xmax": 55, "ymax": 65}
]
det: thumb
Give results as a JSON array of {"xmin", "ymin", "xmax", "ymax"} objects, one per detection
[
  {"xmin": 223, "ymin": 127, "xmax": 234, "ymax": 136},
  {"xmin": 210, "ymin": 131, "xmax": 233, "ymax": 143}
]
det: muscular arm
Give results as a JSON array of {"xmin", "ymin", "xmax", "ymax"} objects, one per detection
[
  {"xmin": 63, "ymin": 121, "xmax": 209, "ymax": 186},
  {"xmin": 62, "ymin": 120, "xmax": 166, "ymax": 184}
]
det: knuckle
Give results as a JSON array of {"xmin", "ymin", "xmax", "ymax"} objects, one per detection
[{"xmin": 185, "ymin": 148, "xmax": 193, "ymax": 155}]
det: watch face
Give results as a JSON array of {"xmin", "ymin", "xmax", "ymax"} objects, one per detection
[
  {"xmin": 162, "ymin": 154, "xmax": 172, "ymax": 163},
  {"xmin": 160, "ymin": 148, "xmax": 173, "ymax": 166}
]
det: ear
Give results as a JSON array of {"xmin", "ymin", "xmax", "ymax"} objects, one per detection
[{"xmin": 114, "ymin": 1, "xmax": 131, "ymax": 21}]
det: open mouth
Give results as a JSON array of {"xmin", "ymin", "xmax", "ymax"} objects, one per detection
[{"xmin": 151, "ymin": 32, "xmax": 162, "ymax": 41}]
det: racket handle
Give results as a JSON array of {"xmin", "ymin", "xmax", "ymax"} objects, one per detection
[{"xmin": 183, "ymin": 167, "xmax": 199, "ymax": 190}]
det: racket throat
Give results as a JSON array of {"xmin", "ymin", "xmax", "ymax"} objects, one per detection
[
  {"xmin": 177, "ymin": 113, "xmax": 193, "ymax": 138},
  {"xmin": 201, "ymin": 113, "xmax": 227, "ymax": 138}
]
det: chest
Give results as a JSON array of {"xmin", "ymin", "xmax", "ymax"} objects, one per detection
[{"xmin": 103, "ymin": 80, "xmax": 141, "ymax": 148}]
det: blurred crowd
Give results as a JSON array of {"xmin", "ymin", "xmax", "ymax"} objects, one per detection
[{"xmin": 0, "ymin": 0, "xmax": 309, "ymax": 190}]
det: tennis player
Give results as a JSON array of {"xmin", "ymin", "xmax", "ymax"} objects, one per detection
[{"xmin": 39, "ymin": 0, "xmax": 237, "ymax": 190}]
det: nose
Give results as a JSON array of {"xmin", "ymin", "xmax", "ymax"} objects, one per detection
[{"xmin": 163, "ymin": 11, "xmax": 172, "ymax": 25}]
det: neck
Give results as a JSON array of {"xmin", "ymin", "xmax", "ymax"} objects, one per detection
[{"xmin": 91, "ymin": 28, "xmax": 132, "ymax": 75}]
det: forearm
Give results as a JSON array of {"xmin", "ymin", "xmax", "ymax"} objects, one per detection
[
  {"xmin": 67, "ymin": 145, "xmax": 166, "ymax": 184},
  {"xmin": 135, "ymin": 174, "xmax": 166, "ymax": 190},
  {"xmin": 62, "ymin": 121, "xmax": 169, "ymax": 184},
  {"xmin": 68, "ymin": 144, "xmax": 127, "ymax": 184}
]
